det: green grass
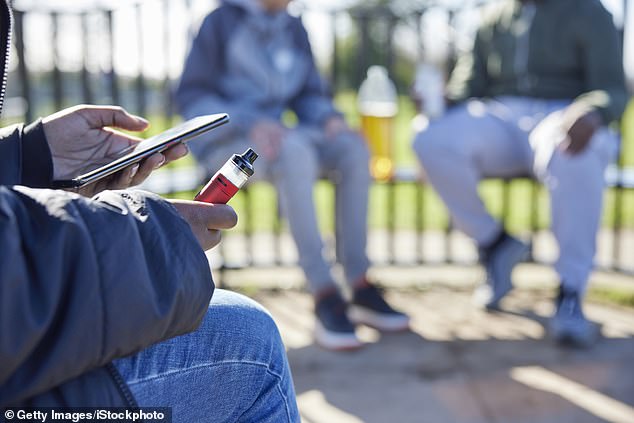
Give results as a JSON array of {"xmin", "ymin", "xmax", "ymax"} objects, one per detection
[{"xmin": 587, "ymin": 287, "xmax": 634, "ymax": 309}]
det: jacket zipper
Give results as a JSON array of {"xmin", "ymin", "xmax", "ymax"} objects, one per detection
[
  {"xmin": 0, "ymin": 0, "xmax": 12, "ymax": 115},
  {"xmin": 105, "ymin": 363, "xmax": 140, "ymax": 409}
]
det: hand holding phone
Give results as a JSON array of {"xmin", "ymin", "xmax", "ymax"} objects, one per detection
[{"xmin": 50, "ymin": 108, "xmax": 229, "ymax": 191}]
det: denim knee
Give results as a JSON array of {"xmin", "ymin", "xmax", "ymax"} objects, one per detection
[{"xmin": 205, "ymin": 290, "xmax": 286, "ymax": 371}]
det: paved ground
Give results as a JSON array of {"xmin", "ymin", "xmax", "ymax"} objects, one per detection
[{"xmin": 243, "ymin": 268, "xmax": 634, "ymax": 423}]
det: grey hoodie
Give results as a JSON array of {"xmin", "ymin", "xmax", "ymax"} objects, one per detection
[{"xmin": 176, "ymin": 0, "xmax": 340, "ymax": 158}]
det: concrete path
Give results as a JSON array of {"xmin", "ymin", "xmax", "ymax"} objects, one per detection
[{"xmin": 253, "ymin": 286, "xmax": 634, "ymax": 423}]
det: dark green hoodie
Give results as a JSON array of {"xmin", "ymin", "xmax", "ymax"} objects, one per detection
[{"xmin": 447, "ymin": 0, "xmax": 628, "ymax": 123}]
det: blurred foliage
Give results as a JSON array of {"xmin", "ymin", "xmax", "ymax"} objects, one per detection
[{"xmin": 332, "ymin": 4, "xmax": 417, "ymax": 93}]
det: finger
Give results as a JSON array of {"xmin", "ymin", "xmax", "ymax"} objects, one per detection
[
  {"xmin": 199, "ymin": 229, "xmax": 222, "ymax": 251},
  {"xmin": 130, "ymin": 154, "xmax": 165, "ymax": 186},
  {"xmin": 98, "ymin": 164, "xmax": 140, "ymax": 191},
  {"xmin": 171, "ymin": 200, "xmax": 238, "ymax": 229},
  {"xmin": 101, "ymin": 129, "xmax": 146, "ymax": 157},
  {"xmin": 115, "ymin": 163, "xmax": 141, "ymax": 188},
  {"xmin": 162, "ymin": 143, "xmax": 189, "ymax": 164},
  {"xmin": 189, "ymin": 201, "xmax": 238, "ymax": 230},
  {"xmin": 80, "ymin": 105, "xmax": 149, "ymax": 132},
  {"xmin": 201, "ymin": 203, "xmax": 239, "ymax": 229}
]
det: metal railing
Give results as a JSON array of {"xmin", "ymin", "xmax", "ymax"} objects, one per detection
[{"xmin": 3, "ymin": 0, "xmax": 633, "ymax": 276}]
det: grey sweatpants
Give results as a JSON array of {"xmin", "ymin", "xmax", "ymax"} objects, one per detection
[
  {"xmin": 197, "ymin": 126, "xmax": 371, "ymax": 294},
  {"xmin": 414, "ymin": 97, "xmax": 619, "ymax": 293}
]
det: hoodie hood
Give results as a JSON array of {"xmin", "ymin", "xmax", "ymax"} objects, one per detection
[{"xmin": 222, "ymin": 0, "xmax": 265, "ymax": 15}]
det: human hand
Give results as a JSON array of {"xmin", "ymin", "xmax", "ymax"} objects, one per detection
[
  {"xmin": 249, "ymin": 120, "xmax": 287, "ymax": 160},
  {"xmin": 43, "ymin": 105, "xmax": 189, "ymax": 196},
  {"xmin": 169, "ymin": 200, "xmax": 238, "ymax": 251},
  {"xmin": 560, "ymin": 104, "xmax": 603, "ymax": 155},
  {"xmin": 324, "ymin": 116, "xmax": 353, "ymax": 140}
]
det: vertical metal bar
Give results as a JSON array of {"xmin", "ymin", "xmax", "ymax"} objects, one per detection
[
  {"xmin": 135, "ymin": 3, "xmax": 146, "ymax": 116},
  {"xmin": 51, "ymin": 12, "xmax": 63, "ymax": 110},
  {"xmin": 356, "ymin": 11, "xmax": 369, "ymax": 89},
  {"xmin": 415, "ymin": 10, "xmax": 424, "ymax": 63},
  {"xmin": 333, "ymin": 180, "xmax": 341, "ymax": 267},
  {"xmin": 242, "ymin": 186, "xmax": 254, "ymax": 267},
  {"xmin": 106, "ymin": 9, "xmax": 119, "ymax": 105},
  {"xmin": 13, "ymin": 10, "xmax": 32, "ymax": 122},
  {"xmin": 386, "ymin": 12, "xmax": 397, "ymax": 80},
  {"xmin": 274, "ymin": 190, "xmax": 283, "ymax": 266},
  {"xmin": 415, "ymin": 12, "xmax": 426, "ymax": 265},
  {"xmin": 612, "ymin": 148, "xmax": 625, "ymax": 271},
  {"xmin": 162, "ymin": 0, "xmax": 173, "ymax": 123},
  {"xmin": 330, "ymin": 11, "xmax": 338, "ymax": 91},
  {"xmin": 501, "ymin": 179, "xmax": 511, "ymax": 230},
  {"xmin": 445, "ymin": 220, "xmax": 453, "ymax": 264},
  {"xmin": 81, "ymin": 12, "xmax": 93, "ymax": 104},
  {"xmin": 416, "ymin": 182, "xmax": 425, "ymax": 264},
  {"xmin": 528, "ymin": 180, "xmax": 539, "ymax": 262},
  {"xmin": 388, "ymin": 180, "xmax": 396, "ymax": 265}
]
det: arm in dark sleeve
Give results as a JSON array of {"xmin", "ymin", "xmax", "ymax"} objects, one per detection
[
  {"xmin": 0, "ymin": 188, "xmax": 213, "ymax": 405},
  {"xmin": 0, "ymin": 120, "xmax": 53, "ymax": 188},
  {"xmin": 573, "ymin": 4, "xmax": 628, "ymax": 123},
  {"xmin": 288, "ymin": 19, "xmax": 341, "ymax": 127}
]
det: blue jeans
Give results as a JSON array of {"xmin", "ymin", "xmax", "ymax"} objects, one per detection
[{"xmin": 114, "ymin": 290, "xmax": 299, "ymax": 422}]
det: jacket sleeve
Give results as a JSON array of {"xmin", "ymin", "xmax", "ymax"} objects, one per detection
[
  {"xmin": 175, "ymin": 10, "xmax": 259, "ymax": 135},
  {"xmin": 572, "ymin": 3, "xmax": 628, "ymax": 124},
  {"xmin": 288, "ymin": 18, "xmax": 341, "ymax": 127},
  {"xmin": 0, "ymin": 187, "xmax": 214, "ymax": 406},
  {"xmin": 0, "ymin": 121, "xmax": 54, "ymax": 188}
]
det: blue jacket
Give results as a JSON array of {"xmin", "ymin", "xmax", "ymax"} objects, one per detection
[
  {"xmin": 176, "ymin": 0, "xmax": 340, "ymax": 158},
  {"xmin": 1, "ymin": 0, "xmax": 213, "ymax": 407}
]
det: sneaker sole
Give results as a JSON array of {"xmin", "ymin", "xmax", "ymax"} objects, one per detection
[
  {"xmin": 314, "ymin": 321, "xmax": 364, "ymax": 351},
  {"xmin": 348, "ymin": 305, "xmax": 410, "ymax": 332},
  {"xmin": 548, "ymin": 320, "xmax": 598, "ymax": 349}
]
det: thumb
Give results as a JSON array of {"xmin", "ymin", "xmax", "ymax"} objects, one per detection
[{"xmin": 79, "ymin": 105, "xmax": 149, "ymax": 131}]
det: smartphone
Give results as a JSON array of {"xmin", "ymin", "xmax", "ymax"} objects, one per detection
[{"xmin": 52, "ymin": 113, "xmax": 229, "ymax": 188}]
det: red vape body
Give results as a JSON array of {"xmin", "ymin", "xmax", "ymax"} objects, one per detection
[{"xmin": 194, "ymin": 148, "xmax": 258, "ymax": 204}]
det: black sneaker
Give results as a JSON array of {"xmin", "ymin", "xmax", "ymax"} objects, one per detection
[
  {"xmin": 472, "ymin": 232, "xmax": 530, "ymax": 310},
  {"xmin": 349, "ymin": 283, "xmax": 410, "ymax": 332},
  {"xmin": 314, "ymin": 291, "xmax": 363, "ymax": 351}
]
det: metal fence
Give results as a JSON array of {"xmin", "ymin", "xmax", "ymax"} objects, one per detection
[{"xmin": 3, "ymin": 0, "xmax": 633, "ymax": 276}]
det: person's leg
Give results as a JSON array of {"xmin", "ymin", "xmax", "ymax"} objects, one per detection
[
  {"xmin": 414, "ymin": 99, "xmax": 533, "ymax": 308},
  {"xmin": 196, "ymin": 134, "xmax": 337, "ymax": 294},
  {"xmin": 316, "ymin": 130, "xmax": 371, "ymax": 285},
  {"xmin": 413, "ymin": 100, "xmax": 532, "ymax": 244},
  {"xmin": 316, "ymin": 129, "xmax": 410, "ymax": 331},
  {"xmin": 532, "ymin": 113, "xmax": 619, "ymax": 346},
  {"xmin": 268, "ymin": 129, "xmax": 363, "ymax": 350},
  {"xmin": 268, "ymin": 130, "xmax": 337, "ymax": 294},
  {"xmin": 114, "ymin": 290, "xmax": 299, "ymax": 423}
]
